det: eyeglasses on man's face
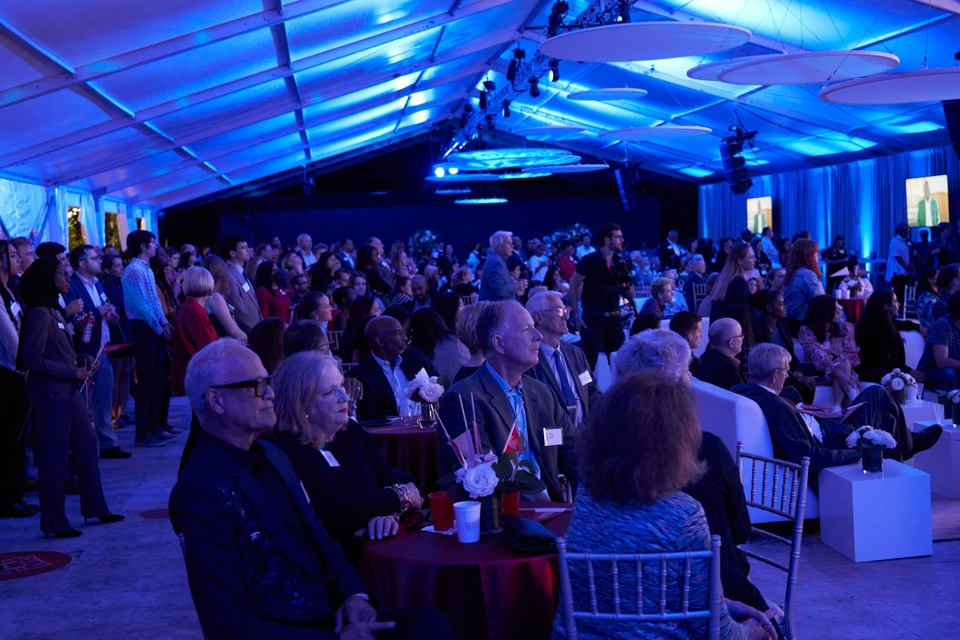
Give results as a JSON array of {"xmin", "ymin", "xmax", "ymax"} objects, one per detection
[{"xmin": 209, "ymin": 376, "xmax": 273, "ymax": 398}]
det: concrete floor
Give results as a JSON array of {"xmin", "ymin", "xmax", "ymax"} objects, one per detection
[{"xmin": 1, "ymin": 396, "xmax": 958, "ymax": 640}]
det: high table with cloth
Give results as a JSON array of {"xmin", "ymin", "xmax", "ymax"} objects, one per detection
[
  {"xmin": 365, "ymin": 422, "xmax": 439, "ymax": 494},
  {"xmin": 837, "ymin": 297, "xmax": 864, "ymax": 323},
  {"xmin": 359, "ymin": 507, "xmax": 571, "ymax": 640}
]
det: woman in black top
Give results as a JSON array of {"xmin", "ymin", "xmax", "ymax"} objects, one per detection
[
  {"xmin": 272, "ymin": 351, "xmax": 421, "ymax": 562},
  {"xmin": 854, "ymin": 289, "xmax": 922, "ymax": 383},
  {"xmin": 356, "ymin": 245, "xmax": 392, "ymax": 298},
  {"xmin": 18, "ymin": 258, "xmax": 122, "ymax": 537}
]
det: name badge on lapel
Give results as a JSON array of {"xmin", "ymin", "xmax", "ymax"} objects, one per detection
[
  {"xmin": 241, "ymin": 281, "xmax": 252, "ymax": 293},
  {"xmin": 100, "ymin": 291, "xmax": 108, "ymax": 304},
  {"xmin": 543, "ymin": 428, "xmax": 564, "ymax": 446},
  {"xmin": 321, "ymin": 450, "xmax": 340, "ymax": 467},
  {"xmin": 57, "ymin": 322, "xmax": 65, "ymax": 330},
  {"xmin": 578, "ymin": 370, "xmax": 592, "ymax": 386}
]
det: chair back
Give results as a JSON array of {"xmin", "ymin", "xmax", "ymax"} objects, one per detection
[
  {"xmin": 902, "ymin": 285, "xmax": 917, "ymax": 319},
  {"xmin": 693, "ymin": 283, "xmax": 707, "ymax": 309},
  {"xmin": 461, "ymin": 294, "xmax": 477, "ymax": 306},
  {"xmin": 736, "ymin": 444, "xmax": 810, "ymax": 640},
  {"xmin": 556, "ymin": 534, "xmax": 722, "ymax": 640},
  {"xmin": 325, "ymin": 330, "xmax": 343, "ymax": 351}
]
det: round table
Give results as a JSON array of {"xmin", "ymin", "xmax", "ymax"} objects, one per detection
[
  {"xmin": 359, "ymin": 510, "xmax": 571, "ymax": 640},
  {"xmin": 838, "ymin": 296, "xmax": 865, "ymax": 323},
  {"xmin": 366, "ymin": 423, "xmax": 440, "ymax": 493}
]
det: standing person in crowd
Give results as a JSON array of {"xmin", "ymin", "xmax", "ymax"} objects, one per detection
[
  {"xmin": 822, "ymin": 235, "xmax": 848, "ymax": 292},
  {"xmin": 913, "ymin": 229, "xmax": 936, "ymax": 275},
  {"xmin": 295, "ymin": 232, "xmax": 316, "ymax": 268},
  {"xmin": 782, "ymin": 238, "xmax": 824, "ymax": 322},
  {"xmin": 220, "ymin": 236, "xmax": 262, "ymax": 335},
  {"xmin": 122, "ymin": 230, "xmax": 173, "ymax": 448},
  {"xmin": 65, "ymin": 245, "xmax": 129, "ymax": 459},
  {"xmin": 479, "ymin": 230, "xmax": 527, "ymax": 302},
  {"xmin": 151, "ymin": 248, "xmax": 181, "ymax": 438},
  {"xmin": 576, "ymin": 233, "xmax": 595, "ymax": 260},
  {"xmin": 934, "ymin": 222, "xmax": 958, "ymax": 267},
  {"xmin": 525, "ymin": 291, "xmax": 600, "ymax": 427},
  {"xmin": 886, "ymin": 222, "xmax": 912, "ymax": 305},
  {"xmin": 100, "ymin": 253, "xmax": 135, "ymax": 428},
  {"xmin": 683, "ymin": 254, "xmax": 708, "ymax": 311},
  {"xmin": 254, "ymin": 261, "xmax": 292, "ymax": 322},
  {"xmin": 172, "ymin": 266, "xmax": 221, "ymax": 476},
  {"xmin": 526, "ymin": 242, "xmax": 549, "ymax": 283},
  {"xmin": 199, "ymin": 255, "xmax": 248, "ymax": 342},
  {"xmin": 569, "ymin": 223, "xmax": 634, "ymax": 371},
  {"xmin": 19, "ymin": 257, "xmax": 123, "ymax": 537},
  {"xmin": 0, "ymin": 239, "xmax": 35, "ymax": 518},
  {"xmin": 556, "ymin": 240, "xmax": 577, "ymax": 283},
  {"xmin": 657, "ymin": 230, "xmax": 685, "ymax": 271},
  {"xmin": 760, "ymin": 227, "xmax": 780, "ymax": 267},
  {"xmin": 710, "ymin": 242, "xmax": 756, "ymax": 336}
]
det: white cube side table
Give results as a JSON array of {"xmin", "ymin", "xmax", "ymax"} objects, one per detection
[
  {"xmin": 912, "ymin": 421, "xmax": 960, "ymax": 498},
  {"xmin": 819, "ymin": 461, "xmax": 932, "ymax": 562}
]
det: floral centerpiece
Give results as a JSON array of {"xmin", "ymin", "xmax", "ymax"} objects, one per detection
[
  {"xmin": 937, "ymin": 389, "xmax": 960, "ymax": 424},
  {"xmin": 846, "ymin": 425, "xmax": 897, "ymax": 473},
  {"xmin": 438, "ymin": 394, "xmax": 545, "ymax": 532},
  {"xmin": 406, "ymin": 369, "xmax": 444, "ymax": 426},
  {"xmin": 846, "ymin": 280, "xmax": 862, "ymax": 297},
  {"xmin": 880, "ymin": 368, "xmax": 916, "ymax": 404}
]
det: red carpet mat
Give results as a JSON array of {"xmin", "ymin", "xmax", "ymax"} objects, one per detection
[
  {"xmin": 139, "ymin": 508, "xmax": 170, "ymax": 519},
  {"xmin": 0, "ymin": 551, "xmax": 71, "ymax": 581}
]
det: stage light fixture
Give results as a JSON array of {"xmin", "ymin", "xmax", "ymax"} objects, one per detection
[
  {"xmin": 529, "ymin": 76, "xmax": 541, "ymax": 98},
  {"xmin": 720, "ymin": 128, "xmax": 756, "ymax": 195},
  {"xmin": 483, "ymin": 80, "xmax": 496, "ymax": 92},
  {"xmin": 501, "ymin": 100, "xmax": 511, "ymax": 117},
  {"xmin": 459, "ymin": 103, "xmax": 473, "ymax": 129},
  {"xmin": 548, "ymin": 1, "xmax": 569, "ymax": 37},
  {"xmin": 506, "ymin": 47, "xmax": 526, "ymax": 82},
  {"xmin": 434, "ymin": 166, "xmax": 445, "ymax": 178},
  {"xmin": 479, "ymin": 90, "xmax": 488, "ymax": 111},
  {"xmin": 548, "ymin": 59, "xmax": 560, "ymax": 82}
]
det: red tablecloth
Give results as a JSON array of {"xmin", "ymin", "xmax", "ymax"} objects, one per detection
[
  {"xmin": 366, "ymin": 423, "xmax": 440, "ymax": 493},
  {"xmin": 359, "ymin": 509, "xmax": 571, "ymax": 640},
  {"xmin": 838, "ymin": 297, "xmax": 865, "ymax": 323}
]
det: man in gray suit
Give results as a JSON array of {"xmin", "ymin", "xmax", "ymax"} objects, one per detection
[
  {"xmin": 478, "ymin": 230, "xmax": 527, "ymax": 301},
  {"xmin": 524, "ymin": 291, "xmax": 600, "ymax": 427},
  {"xmin": 437, "ymin": 301, "xmax": 577, "ymax": 502},
  {"xmin": 220, "ymin": 236, "xmax": 262, "ymax": 334}
]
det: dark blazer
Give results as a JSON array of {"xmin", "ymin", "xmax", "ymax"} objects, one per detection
[
  {"xmin": 224, "ymin": 262, "xmax": 262, "ymax": 335},
  {"xmin": 346, "ymin": 348, "xmax": 436, "ymax": 421},
  {"xmin": 696, "ymin": 346, "xmax": 746, "ymax": 390},
  {"xmin": 65, "ymin": 274, "xmax": 110, "ymax": 358},
  {"xmin": 478, "ymin": 251, "xmax": 515, "ymax": 301},
  {"xmin": 437, "ymin": 364, "xmax": 578, "ymax": 503},
  {"xmin": 169, "ymin": 432, "xmax": 365, "ymax": 640},
  {"xmin": 731, "ymin": 383, "xmax": 860, "ymax": 491},
  {"xmin": 18, "ymin": 307, "xmax": 80, "ymax": 393},
  {"xmin": 523, "ymin": 341, "xmax": 600, "ymax": 423},
  {"xmin": 682, "ymin": 271, "xmax": 706, "ymax": 313},
  {"xmin": 274, "ymin": 422, "xmax": 413, "ymax": 562}
]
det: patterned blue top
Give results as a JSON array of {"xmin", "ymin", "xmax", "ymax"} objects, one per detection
[
  {"xmin": 783, "ymin": 268, "xmax": 824, "ymax": 321},
  {"xmin": 552, "ymin": 487, "xmax": 748, "ymax": 640},
  {"xmin": 121, "ymin": 257, "xmax": 167, "ymax": 334},
  {"xmin": 917, "ymin": 292, "xmax": 938, "ymax": 332}
]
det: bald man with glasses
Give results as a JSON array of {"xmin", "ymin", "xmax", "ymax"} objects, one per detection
[{"xmin": 696, "ymin": 317, "xmax": 747, "ymax": 390}]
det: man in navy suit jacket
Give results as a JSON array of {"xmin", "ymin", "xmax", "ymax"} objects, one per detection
[
  {"xmin": 170, "ymin": 340, "xmax": 452, "ymax": 640},
  {"xmin": 66, "ymin": 245, "xmax": 130, "ymax": 458},
  {"xmin": 524, "ymin": 291, "xmax": 600, "ymax": 426}
]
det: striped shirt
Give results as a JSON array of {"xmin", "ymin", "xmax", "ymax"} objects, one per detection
[{"xmin": 121, "ymin": 257, "xmax": 167, "ymax": 335}]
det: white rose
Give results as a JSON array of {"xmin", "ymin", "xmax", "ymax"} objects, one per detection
[
  {"xmin": 890, "ymin": 378, "xmax": 905, "ymax": 391},
  {"xmin": 845, "ymin": 431, "xmax": 861, "ymax": 448},
  {"xmin": 419, "ymin": 382, "xmax": 444, "ymax": 403},
  {"xmin": 460, "ymin": 463, "xmax": 498, "ymax": 498}
]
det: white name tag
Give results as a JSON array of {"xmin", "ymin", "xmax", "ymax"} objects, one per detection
[
  {"xmin": 100, "ymin": 292, "xmax": 108, "ymax": 304},
  {"xmin": 578, "ymin": 370, "xmax": 593, "ymax": 386},
  {"xmin": 10, "ymin": 301, "xmax": 21, "ymax": 317},
  {"xmin": 321, "ymin": 450, "xmax": 340, "ymax": 467},
  {"xmin": 57, "ymin": 322, "xmax": 65, "ymax": 330},
  {"xmin": 241, "ymin": 282, "xmax": 251, "ymax": 293},
  {"xmin": 543, "ymin": 428, "xmax": 564, "ymax": 447}
]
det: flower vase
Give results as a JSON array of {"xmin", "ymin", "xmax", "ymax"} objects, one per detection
[
  {"xmin": 862, "ymin": 448, "xmax": 884, "ymax": 474},
  {"xmin": 479, "ymin": 492, "xmax": 502, "ymax": 533},
  {"xmin": 892, "ymin": 388, "xmax": 907, "ymax": 405},
  {"xmin": 501, "ymin": 490, "xmax": 520, "ymax": 517},
  {"xmin": 419, "ymin": 403, "xmax": 438, "ymax": 428}
]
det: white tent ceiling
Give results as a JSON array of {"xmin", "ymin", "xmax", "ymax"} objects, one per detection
[{"xmin": 1, "ymin": 0, "xmax": 958, "ymax": 211}]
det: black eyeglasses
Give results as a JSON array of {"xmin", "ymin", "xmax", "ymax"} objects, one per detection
[
  {"xmin": 399, "ymin": 508, "xmax": 432, "ymax": 532},
  {"xmin": 209, "ymin": 376, "xmax": 272, "ymax": 398},
  {"xmin": 55, "ymin": 270, "xmax": 70, "ymax": 278}
]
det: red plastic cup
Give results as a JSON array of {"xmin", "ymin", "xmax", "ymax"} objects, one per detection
[
  {"xmin": 429, "ymin": 491, "xmax": 454, "ymax": 532},
  {"xmin": 501, "ymin": 490, "xmax": 520, "ymax": 517}
]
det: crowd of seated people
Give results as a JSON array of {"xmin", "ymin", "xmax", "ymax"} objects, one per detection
[{"xmin": 4, "ymin": 220, "xmax": 956, "ymax": 638}]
